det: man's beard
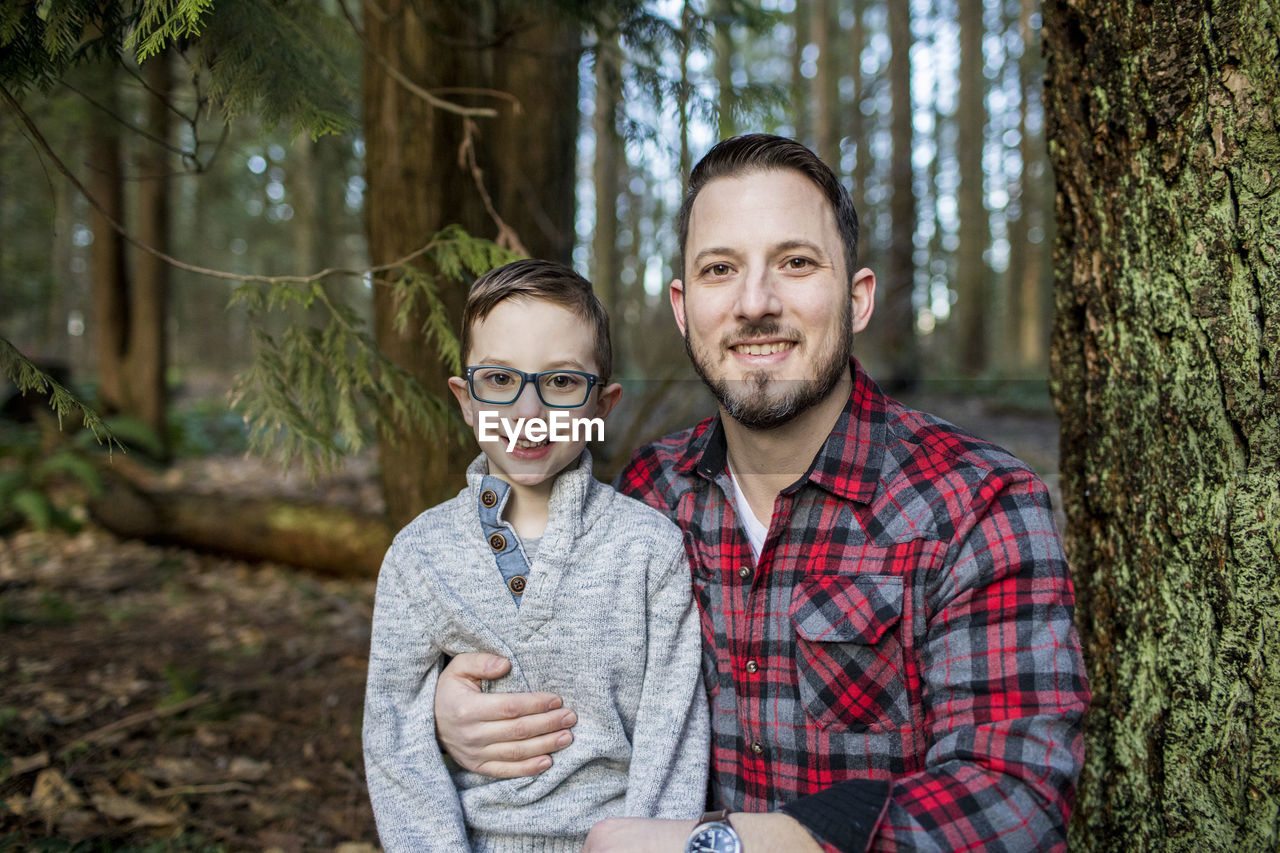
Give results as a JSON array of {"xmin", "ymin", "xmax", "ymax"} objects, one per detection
[{"xmin": 683, "ymin": 312, "xmax": 852, "ymax": 431}]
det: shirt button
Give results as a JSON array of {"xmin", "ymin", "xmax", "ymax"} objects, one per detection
[
  {"xmin": 508, "ymin": 575, "xmax": 526, "ymax": 595},
  {"xmin": 745, "ymin": 660, "xmax": 759, "ymax": 674},
  {"xmin": 488, "ymin": 533, "xmax": 507, "ymax": 551},
  {"xmin": 480, "ymin": 489, "xmax": 499, "ymax": 508},
  {"xmin": 750, "ymin": 741, "xmax": 764, "ymax": 755},
  {"xmin": 738, "ymin": 566, "xmax": 751, "ymax": 580}
]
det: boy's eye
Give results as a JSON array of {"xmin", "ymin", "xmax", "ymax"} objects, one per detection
[
  {"xmin": 544, "ymin": 373, "xmax": 582, "ymax": 390},
  {"xmin": 478, "ymin": 369, "xmax": 516, "ymax": 387}
]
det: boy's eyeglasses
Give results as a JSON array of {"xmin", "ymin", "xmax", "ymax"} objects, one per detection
[{"xmin": 465, "ymin": 365, "xmax": 601, "ymax": 408}]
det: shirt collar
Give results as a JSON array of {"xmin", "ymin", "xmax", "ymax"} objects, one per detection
[{"xmin": 682, "ymin": 358, "xmax": 886, "ymax": 505}]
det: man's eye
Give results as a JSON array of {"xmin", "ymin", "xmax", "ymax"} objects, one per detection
[
  {"xmin": 786, "ymin": 257, "xmax": 812, "ymax": 269},
  {"xmin": 705, "ymin": 263, "xmax": 731, "ymax": 277}
]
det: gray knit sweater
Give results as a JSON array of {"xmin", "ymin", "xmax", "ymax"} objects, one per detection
[{"xmin": 363, "ymin": 451, "xmax": 710, "ymax": 852}]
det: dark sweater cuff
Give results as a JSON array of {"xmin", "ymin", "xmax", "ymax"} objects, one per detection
[{"xmin": 779, "ymin": 778, "xmax": 892, "ymax": 853}]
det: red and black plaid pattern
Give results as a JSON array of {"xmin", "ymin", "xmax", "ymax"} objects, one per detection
[{"xmin": 616, "ymin": 360, "xmax": 1089, "ymax": 853}]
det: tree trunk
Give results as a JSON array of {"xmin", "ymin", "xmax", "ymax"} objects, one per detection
[
  {"xmin": 490, "ymin": 6, "xmax": 580, "ymax": 265},
  {"xmin": 1044, "ymin": 1, "xmax": 1280, "ymax": 849},
  {"xmin": 811, "ymin": 0, "xmax": 840, "ymax": 170},
  {"xmin": 847, "ymin": 0, "xmax": 867, "ymax": 218},
  {"xmin": 89, "ymin": 467, "xmax": 390, "ymax": 578},
  {"xmin": 715, "ymin": 0, "xmax": 736, "ymax": 139},
  {"xmin": 954, "ymin": 0, "xmax": 988, "ymax": 375},
  {"xmin": 592, "ymin": 26, "xmax": 623, "ymax": 320},
  {"xmin": 131, "ymin": 53, "xmax": 171, "ymax": 451},
  {"xmin": 88, "ymin": 56, "xmax": 170, "ymax": 455},
  {"xmin": 363, "ymin": 1, "xmax": 580, "ymax": 528},
  {"xmin": 88, "ymin": 62, "xmax": 129, "ymax": 420},
  {"xmin": 1001, "ymin": 0, "xmax": 1045, "ymax": 375},
  {"xmin": 791, "ymin": 0, "xmax": 811, "ymax": 145},
  {"xmin": 878, "ymin": 0, "xmax": 918, "ymax": 387}
]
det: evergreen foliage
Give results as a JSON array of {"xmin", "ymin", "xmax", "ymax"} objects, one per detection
[
  {"xmin": 227, "ymin": 225, "xmax": 519, "ymax": 476},
  {"xmin": 0, "ymin": 0, "xmax": 355, "ymax": 136},
  {"xmin": 0, "ymin": 338, "xmax": 119, "ymax": 450}
]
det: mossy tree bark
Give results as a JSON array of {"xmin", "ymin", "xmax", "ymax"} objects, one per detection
[{"xmin": 1043, "ymin": 1, "xmax": 1280, "ymax": 849}]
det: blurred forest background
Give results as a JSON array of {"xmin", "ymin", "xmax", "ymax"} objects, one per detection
[
  {"xmin": 1, "ymin": 0, "xmax": 1055, "ymax": 501},
  {"xmin": 2, "ymin": 0, "xmax": 1277, "ymax": 850}
]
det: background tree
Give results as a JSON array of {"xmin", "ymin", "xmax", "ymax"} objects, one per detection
[{"xmin": 1044, "ymin": 0, "xmax": 1280, "ymax": 848}]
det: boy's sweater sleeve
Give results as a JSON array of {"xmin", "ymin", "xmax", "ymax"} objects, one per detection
[
  {"xmin": 363, "ymin": 543, "xmax": 471, "ymax": 852},
  {"xmin": 622, "ymin": 535, "xmax": 711, "ymax": 819}
]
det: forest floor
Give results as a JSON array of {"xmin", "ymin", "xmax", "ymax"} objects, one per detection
[{"xmin": 0, "ymin": 391, "xmax": 1059, "ymax": 852}]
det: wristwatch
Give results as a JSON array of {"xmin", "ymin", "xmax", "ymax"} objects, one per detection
[{"xmin": 685, "ymin": 808, "xmax": 741, "ymax": 853}]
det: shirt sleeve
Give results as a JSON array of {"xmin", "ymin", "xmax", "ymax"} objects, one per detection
[
  {"xmin": 362, "ymin": 543, "xmax": 472, "ymax": 852},
  {"xmin": 622, "ymin": 535, "xmax": 712, "ymax": 819},
  {"xmin": 784, "ymin": 471, "xmax": 1088, "ymax": 853}
]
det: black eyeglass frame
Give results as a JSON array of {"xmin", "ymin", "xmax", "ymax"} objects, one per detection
[{"xmin": 464, "ymin": 365, "xmax": 602, "ymax": 408}]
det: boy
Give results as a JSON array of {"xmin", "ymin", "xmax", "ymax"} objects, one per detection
[{"xmin": 362, "ymin": 259, "xmax": 709, "ymax": 852}]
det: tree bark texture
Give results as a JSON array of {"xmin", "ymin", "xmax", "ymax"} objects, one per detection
[
  {"xmin": 955, "ymin": 0, "xmax": 990, "ymax": 374},
  {"xmin": 1044, "ymin": 1, "xmax": 1280, "ymax": 848},
  {"xmin": 592, "ymin": 27, "xmax": 623, "ymax": 320},
  {"xmin": 131, "ymin": 54, "xmax": 171, "ymax": 449},
  {"xmin": 811, "ymin": 0, "xmax": 840, "ymax": 170},
  {"xmin": 362, "ymin": 1, "xmax": 579, "ymax": 528},
  {"xmin": 877, "ymin": 0, "xmax": 919, "ymax": 386},
  {"xmin": 87, "ymin": 56, "xmax": 171, "ymax": 455}
]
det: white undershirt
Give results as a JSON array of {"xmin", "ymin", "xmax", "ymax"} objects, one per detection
[{"xmin": 727, "ymin": 460, "xmax": 768, "ymax": 562}]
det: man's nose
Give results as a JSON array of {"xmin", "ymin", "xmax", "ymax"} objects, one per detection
[{"xmin": 735, "ymin": 266, "xmax": 783, "ymax": 320}]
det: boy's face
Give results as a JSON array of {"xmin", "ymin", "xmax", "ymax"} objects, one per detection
[{"xmin": 448, "ymin": 297, "xmax": 621, "ymax": 493}]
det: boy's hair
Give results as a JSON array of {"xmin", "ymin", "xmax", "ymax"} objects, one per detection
[
  {"xmin": 460, "ymin": 258, "xmax": 613, "ymax": 383},
  {"xmin": 676, "ymin": 133, "xmax": 860, "ymax": 282}
]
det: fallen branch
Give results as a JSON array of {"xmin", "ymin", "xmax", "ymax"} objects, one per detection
[{"xmin": 61, "ymin": 692, "xmax": 213, "ymax": 755}]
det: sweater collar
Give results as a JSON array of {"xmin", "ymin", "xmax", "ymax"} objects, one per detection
[{"xmin": 465, "ymin": 449, "xmax": 596, "ymax": 539}]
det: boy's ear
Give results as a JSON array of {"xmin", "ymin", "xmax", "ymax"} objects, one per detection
[
  {"xmin": 595, "ymin": 381, "xmax": 623, "ymax": 420},
  {"xmin": 447, "ymin": 376, "xmax": 475, "ymax": 427}
]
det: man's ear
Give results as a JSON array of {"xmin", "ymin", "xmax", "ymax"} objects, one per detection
[
  {"xmin": 669, "ymin": 279, "xmax": 688, "ymax": 337},
  {"xmin": 447, "ymin": 376, "xmax": 475, "ymax": 427},
  {"xmin": 850, "ymin": 267, "xmax": 876, "ymax": 334},
  {"xmin": 595, "ymin": 382, "xmax": 623, "ymax": 420}
]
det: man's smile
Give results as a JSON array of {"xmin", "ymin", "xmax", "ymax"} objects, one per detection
[{"xmin": 729, "ymin": 340, "xmax": 796, "ymax": 357}]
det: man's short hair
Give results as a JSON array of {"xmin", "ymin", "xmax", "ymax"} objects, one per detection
[
  {"xmin": 460, "ymin": 258, "xmax": 613, "ymax": 383},
  {"xmin": 676, "ymin": 134, "xmax": 860, "ymax": 282}
]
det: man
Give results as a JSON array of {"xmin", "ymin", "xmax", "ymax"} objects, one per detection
[{"xmin": 432, "ymin": 134, "xmax": 1090, "ymax": 852}]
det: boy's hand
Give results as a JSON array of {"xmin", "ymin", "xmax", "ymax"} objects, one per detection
[{"xmin": 434, "ymin": 652, "xmax": 577, "ymax": 778}]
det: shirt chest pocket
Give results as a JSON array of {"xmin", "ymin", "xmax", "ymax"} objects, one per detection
[{"xmin": 789, "ymin": 573, "xmax": 910, "ymax": 733}]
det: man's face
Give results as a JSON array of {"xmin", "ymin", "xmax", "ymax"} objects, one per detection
[
  {"xmin": 448, "ymin": 298, "xmax": 621, "ymax": 491},
  {"xmin": 671, "ymin": 169, "xmax": 874, "ymax": 430}
]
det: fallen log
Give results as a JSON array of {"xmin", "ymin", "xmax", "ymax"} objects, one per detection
[{"xmin": 88, "ymin": 465, "xmax": 392, "ymax": 578}]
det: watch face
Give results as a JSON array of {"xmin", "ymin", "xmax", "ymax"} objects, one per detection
[{"xmin": 689, "ymin": 823, "xmax": 740, "ymax": 853}]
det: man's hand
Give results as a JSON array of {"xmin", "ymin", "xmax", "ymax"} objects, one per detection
[
  {"xmin": 434, "ymin": 652, "xmax": 577, "ymax": 778},
  {"xmin": 581, "ymin": 818, "xmax": 696, "ymax": 852},
  {"xmin": 581, "ymin": 814, "xmax": 824, "ymax": 852}
]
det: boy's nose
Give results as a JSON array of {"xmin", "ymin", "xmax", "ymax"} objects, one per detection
[{"xmin": 509, "ymin": 383, "xmax": 546, "ymax": 419}]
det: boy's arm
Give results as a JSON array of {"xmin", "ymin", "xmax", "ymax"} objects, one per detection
[
  {"xmin": 621, "ymin": 537, "xmax": 710, "ymax": 818},
  {"xmin": 363, "ymin": 545, "xmax": 471, "ymax": 852}
]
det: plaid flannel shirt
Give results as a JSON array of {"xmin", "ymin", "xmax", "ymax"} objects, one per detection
[{"xmin": 616, "ymin": 360, "xmax": 1089, "ymax": 852}]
